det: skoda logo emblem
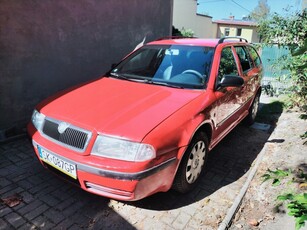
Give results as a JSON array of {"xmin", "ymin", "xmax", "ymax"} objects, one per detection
[{"xmin": 58, "ymin": 122, "xmax": 70, "ymax": 134}]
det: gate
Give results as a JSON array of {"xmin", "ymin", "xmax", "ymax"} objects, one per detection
[{"xmin": 260, "ymin": 45, "xmax": 291, "ymax": 96}]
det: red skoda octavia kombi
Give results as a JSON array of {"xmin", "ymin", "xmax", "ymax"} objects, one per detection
[{"xmin": 28, "ymin": 37, "xmax": 262, "ymax": 201}]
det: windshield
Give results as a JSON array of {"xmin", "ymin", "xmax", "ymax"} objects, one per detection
[{"xmin": 109, "ymin": 45, "xmax": 214, "ymax": 89}]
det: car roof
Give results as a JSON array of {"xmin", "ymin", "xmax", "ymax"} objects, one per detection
[{"xmin": 147, "ymin": 37, "xmax": 249, "ymax": 48}]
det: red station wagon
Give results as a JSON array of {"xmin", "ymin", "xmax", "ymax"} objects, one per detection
[{"xmin": 28, "ymin": 37, "xmax": 262, "ymax": 201}]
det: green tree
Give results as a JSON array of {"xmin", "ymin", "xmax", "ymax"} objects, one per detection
[
  {"xmin": 249, "ymin": 0, "xmax": 270, "ymax": 21},
  {"xmin": 258, "ymin": 10, "xmax": 307, "ymax": 110},
  {"xmin": 180, "ymin": 28, "xmax": 194, "ymax": 37}
]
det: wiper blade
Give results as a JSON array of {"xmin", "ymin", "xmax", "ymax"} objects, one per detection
[
  {"xmin": 109, "ymin": 73, "xmax": 141, "ymax": 82},
  {"xmin": 109, "ymin": 72, "xmax": 129, "ymax": 80},
  {"xmin": 110, "ymin": 73, "xmax": 183, "ymax": 88},
  {"xmin": 144, "ymin": 80, "xmax": 184, "ymax": 89}
]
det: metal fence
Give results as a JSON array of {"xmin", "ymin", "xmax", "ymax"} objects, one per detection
[{"xmin": 260, "ymin": 45, "xmax": 291, "ymax": 96}]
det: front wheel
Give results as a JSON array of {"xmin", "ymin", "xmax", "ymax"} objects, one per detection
[{"xmin": 172, "ymin": 132, "xmax": 209, "ymax": 193}]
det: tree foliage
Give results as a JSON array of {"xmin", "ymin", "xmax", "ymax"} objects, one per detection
[
  {"xmin": 258, "ymin": 9, "xmax": 307, "ymax": 110},
  {"xmin": 249, "ymin": 0, "xmax": 270, "ymax": 22},
  {"xmin": 180, "ymin": 28, "xmax": 194, "ymax": 37}
]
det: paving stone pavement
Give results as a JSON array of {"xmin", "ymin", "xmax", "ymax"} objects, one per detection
[{"xmin": 0, "ymin": 122, "xmax": 271, "ymax": 229}]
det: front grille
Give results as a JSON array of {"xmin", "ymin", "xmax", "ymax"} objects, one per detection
[{"xmin": 42, "ymin": 118, "xmax": 91, "ymax": 152}]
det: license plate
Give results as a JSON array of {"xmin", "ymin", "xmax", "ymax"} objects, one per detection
[{"xmin": 37, "ymin": 146, "xmax": 77, "ymax": 179}]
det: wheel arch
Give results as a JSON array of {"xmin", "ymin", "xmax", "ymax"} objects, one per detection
[
  {"xmin": 196, "ymin": 122, "xmax": 213, "ymax": 146},
  {"xmin": 177, "ymin": 120, "xmax": 213, "ymax": 162}
]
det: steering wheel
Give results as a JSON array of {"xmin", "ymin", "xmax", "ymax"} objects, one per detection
[{"xmin": 182, "ymin": 70, "xmax": 203, "ymax": 81}]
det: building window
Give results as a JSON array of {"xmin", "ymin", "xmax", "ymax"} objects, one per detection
[
  {"xmin": 237, "ymin": 28, "xmax": 242, "ymax": 36},
  {"xmin": 224, "ymin": 28, "xmax": 230, "ymax": 36}
]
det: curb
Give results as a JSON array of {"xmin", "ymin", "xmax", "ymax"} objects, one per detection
[{"xmin": 217, "ymin": 128, "xmax": 271, "ymax": 230}]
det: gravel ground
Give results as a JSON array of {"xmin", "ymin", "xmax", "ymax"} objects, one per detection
[{"xmin": 229, "ymin": 109, "xmax": 307, "ymax": 230}]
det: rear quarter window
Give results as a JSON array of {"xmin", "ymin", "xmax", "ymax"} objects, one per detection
[
  {"xmin": 234, "ymin": 46, "xmax": 253, "ymax": 72},
  {"xmin": 247, "ymin": 46, "xmax": 262, "ymax": 67}
]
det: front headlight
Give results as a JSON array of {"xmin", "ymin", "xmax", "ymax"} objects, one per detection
[
  {"xmin": 31, "ymin": 110, "xmax": 45, "ymax": 131},
  {"xmin": 91, "ymin": 135, "xmax": 156, "ymax": 162}
]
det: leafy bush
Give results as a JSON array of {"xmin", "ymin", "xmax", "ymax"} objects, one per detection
[
  {"xmin": 258, "ymin": 10, "xmax": 307, "ymax": 110},
  {"xmin": 262, "ymin": 168, "xmax": 307, "ymax": 230}
]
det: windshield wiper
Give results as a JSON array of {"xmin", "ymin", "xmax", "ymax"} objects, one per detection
[
  {"xmin": 109, "ymin": 73, "xmax": 143, "ymax": 83},
  {"xmin": 110, "ymin": 73, "xmax": 184, "ymax": 89},
  {"xmin": 143, "ymin": 79, "xmax": 184, "ymax": 89},
  {"xmin": 109, "ymin": 72, "xmax": 130, "ymax": 80}
]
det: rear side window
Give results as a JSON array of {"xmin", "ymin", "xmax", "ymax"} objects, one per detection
[
  {"xmin": 235, "ymin": 46, "xmax": 252, "ymax": 72},
  {"xmin": 247, "ymin": 46, "xmax": 261, "ymax": 67}
]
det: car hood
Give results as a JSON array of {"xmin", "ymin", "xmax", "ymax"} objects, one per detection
[{"xmin": 39, "ymin": 77, "xmax": 203, "ymax": 141}]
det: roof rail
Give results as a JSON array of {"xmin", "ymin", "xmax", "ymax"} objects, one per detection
[
  {"xmin": 218, "ymin": 37, "xmax": 248, "ymax": 44},
  {"xmin": 155, "ymin": 36, "xmax": 198, "ymax": 41}
]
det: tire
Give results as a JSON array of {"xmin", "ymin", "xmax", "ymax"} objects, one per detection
[
  {"xmin": 244, "ymin": 93, "xmax": 260, "ymax": 126},
  {"xmin": 172, "ymin": 132, "xmax": 209, "ymax": 193}
]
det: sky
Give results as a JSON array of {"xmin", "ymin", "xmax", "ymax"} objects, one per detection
[{"xmin": 197, "ymin": 0, "xmax": 304, "ymax": 20}]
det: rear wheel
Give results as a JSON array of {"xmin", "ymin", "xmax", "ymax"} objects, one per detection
[
  {"xmin": 173, "ymin": 132, "xmax": 208, "ymax": 193},
  {"xmin": 244, "ymin": 93, "xmax": 260, "ymax": 126}
]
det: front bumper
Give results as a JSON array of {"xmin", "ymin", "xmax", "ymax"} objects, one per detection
[{"xmin": 28, "ymin": 123, "xmax": 178, "ymax": 201}]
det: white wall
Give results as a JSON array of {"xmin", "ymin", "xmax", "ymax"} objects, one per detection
[{"xmin": 173, "ymin": 0, "xmax": 215, "ymax": 38}]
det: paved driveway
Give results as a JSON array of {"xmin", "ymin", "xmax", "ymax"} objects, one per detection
[{"xmin": 0, "ymin": 123, "xmax": 270, "ymax": 229}]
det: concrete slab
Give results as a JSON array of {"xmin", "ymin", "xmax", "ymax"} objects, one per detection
[{"xmin": 251, "ymin": 122, "xmax": 271, "ymax": 132}]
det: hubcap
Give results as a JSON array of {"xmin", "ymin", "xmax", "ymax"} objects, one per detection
[{"xmin": 186, "ymin": 140, "xmax": 206, "ymax": 184}]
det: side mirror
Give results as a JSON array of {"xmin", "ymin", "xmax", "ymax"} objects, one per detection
[{"xmin": 217, "ymin": 75, "xmax": 244, "ymax": 88}]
